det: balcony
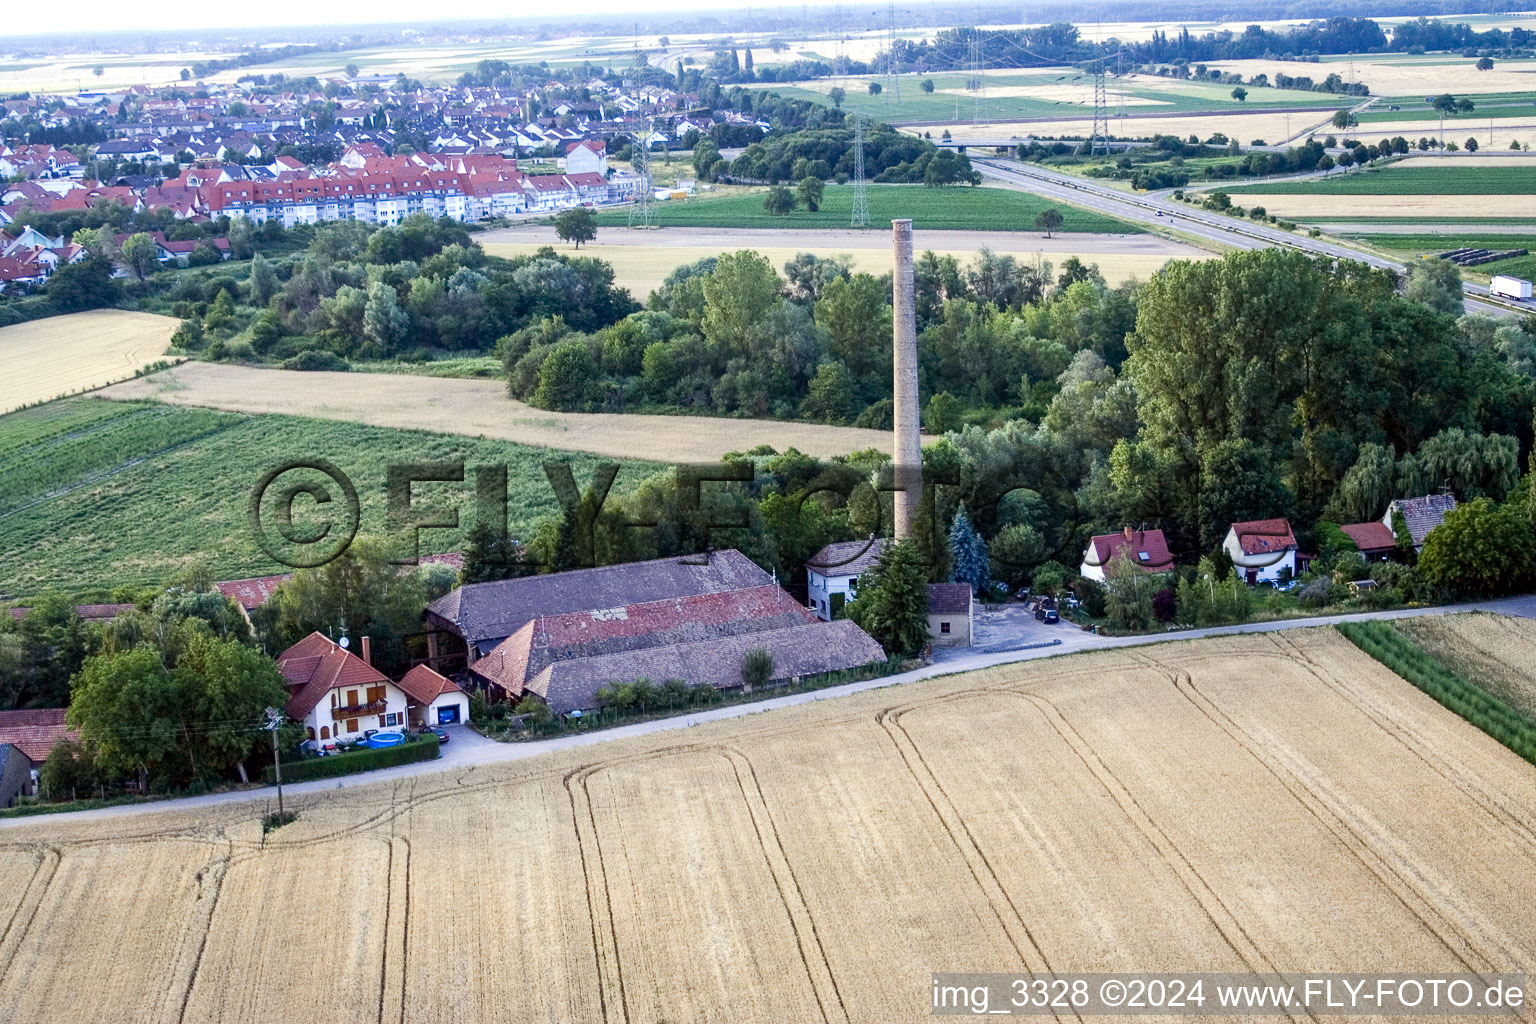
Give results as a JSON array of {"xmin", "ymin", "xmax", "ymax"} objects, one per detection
[{"xmin": 332, "ymin": 700, "xmax": 386, "ymax": 720}]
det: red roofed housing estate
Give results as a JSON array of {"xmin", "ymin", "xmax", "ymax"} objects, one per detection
[
  {"xmin": 1079, "ymin": 527, "xmax": 1174, "ymax": 582},
  {"xmin": 1222, "ymin": 518, "xmax": 1305, "ymax": 585}
]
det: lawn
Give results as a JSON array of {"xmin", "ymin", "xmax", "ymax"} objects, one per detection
[
  {"xmin": 0, "ymin": 398, "xmax": 659, "ymax": 595},
  {"xmin": 593, "ymin": 183, "xmax": 1141, "ymax": 233},
  {"xmin": 1222, "ymin": 166, "xmax": 1536, "ymax": 195}
]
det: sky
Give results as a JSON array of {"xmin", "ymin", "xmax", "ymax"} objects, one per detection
[{"xmin": 7, "ymin": 0, "xmax": 835, "ymax": 38}]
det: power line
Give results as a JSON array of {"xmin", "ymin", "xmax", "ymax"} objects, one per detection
[
  {"xmin": 851, "ymin": 110, "xmax": 869, "ymax": 228},
  {"xmin": 628, "ymin": 120, "xmax": 657, "ymax": 229}
]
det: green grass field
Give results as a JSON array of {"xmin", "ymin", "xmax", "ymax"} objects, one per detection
[
  {"xmin": 594, "ymin": 183, "xmax": 1141, "ymax": 232},
  {"xmin": 752, "ymin": 71, "xmax": 1346, "ymax": 124},
  {"xmin": 1222, "ymin": 166, "xmax": 1536, "ymax": 195},
  {"xmin": 0, "ymin": 398, "xmax": 658, "ymax": 595},
  {"xmin": 1343, "ymin": 233, "xmax": 1536, "ymax": 252},
  {"xmin": 1356, "ymin": 92, "xmax": 1536, "ymax": 124}
]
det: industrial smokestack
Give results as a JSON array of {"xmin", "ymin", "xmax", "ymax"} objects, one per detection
[{"xmin": 891, "ymin": 219, "xmax": 922, "ymax": 540}]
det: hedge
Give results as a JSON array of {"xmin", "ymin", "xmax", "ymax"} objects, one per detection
[
  {"xmin": 1337, "ymin": 621, "xmax": 1536, "ymax": 767},
  {"xmin": 264, "ymin": 734, "xmax": 439, "ymax": 784}
]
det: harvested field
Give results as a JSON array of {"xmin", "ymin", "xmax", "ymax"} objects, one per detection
[
  {"xmin": 3, "ymin": 626, "xmax": 1535, "ymax": 1022},
  {"xmin": 483, "ymin": 226, "xmax": 1198, "ymax": 297},
  {"xmin": 927, "ymin": 108, "xmax": 1340, "ymax": 145},
  {"xmin": 1209, "ymin": 56, "xmax": 1536, "ymax": 97},
  {"xmin": 99, "ymin": 361, "xmax": 895, "ymax": 462},
  {"xmin": 1399, "ymin": 612, "xmax": 1536, "ymax": 719},
  {"xmin": 0, "ymin": 310, "xmax": 179, "ymax": 414},
  {"xmin": 1211, "ymin": 193, "xmax": 1536, "ymax": 218}
]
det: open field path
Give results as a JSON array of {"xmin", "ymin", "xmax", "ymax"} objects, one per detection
[
  {"xmin": 7, "ymin": 594, "xmax": 1532, "ymax": 830},
  {"xmin": 479, "ymin": 224, "xmax": 1172, "ymax": 253},
  {"xmin": 98, "ymin": 361, "xmax": 893, "ymax": 461}
]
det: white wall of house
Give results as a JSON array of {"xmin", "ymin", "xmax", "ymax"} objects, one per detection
[
  {"xmin": 417, "ymin": 691, "xmax": 470, "ymax": 727},
  {"xmin": 1221, "ymin": 530, "xmax": 1296, "ymax": 585},
  {"xmin": 1078, "ymin": 550, "xmax": 1106, "ymax": 583},
  {"xmin": 565, "ymin": 145, "xmax": 607, "ymax": 176},
  {"xmin": 303, "ymin": 681, "xmax": 410, "ymax": 747},
  {"xmin": 807, "ymin": 568, "xmax": 862, "ymax": 621}
]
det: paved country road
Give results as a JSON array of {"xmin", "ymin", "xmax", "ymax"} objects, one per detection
[
  {"xmin": 971, "ymin": 158, "xmax": 1520, "ymax": 317},
  {"xmin": 6, "ymin": 595, "xmax": 1534, "ymax": 829}
]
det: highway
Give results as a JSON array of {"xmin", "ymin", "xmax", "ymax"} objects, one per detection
[{"xmin": 972, "ymin": 157, "xmax": 1523, "ymax": 317}]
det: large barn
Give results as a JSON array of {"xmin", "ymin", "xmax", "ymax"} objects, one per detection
[{"xmin": 423, "ymin": 550, "xmax": 887, "ymax": 714}]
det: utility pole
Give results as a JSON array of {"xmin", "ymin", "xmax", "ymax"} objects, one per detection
[
  {"xmin": 1090, "ymin": 59, "xmax": 1110, "ymax": 155},
  {"xmin": 851, "ymin": 110, "xmax": 869, "ymax": 227},
  {"xmin": 629, "ymin": 122, "xmax": 656, "ymax": 228},
  {"xmin": 265, "ymin": 706, "xmax": 286, "ymax": 818},
  {"xmin": 886, "ymin": 0, "xmax": 900, "ymax": 104}
]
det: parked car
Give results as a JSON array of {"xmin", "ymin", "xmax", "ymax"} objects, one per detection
[
  {"xmin": 1034, "ymin": 599, "xmax": 1057, "ymax": 621},
  {"xmin": 1043, "ymin": 608, "xmax": 1060, "ymax": 624},
  {"xmin": 422, "ymin": 725, "xmax": 449, "ymax": 744}
]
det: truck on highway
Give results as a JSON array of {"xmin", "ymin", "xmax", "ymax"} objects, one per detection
[{"xmin": 1491, "ymin": 275, "xmax": 1534, "ymax": 301}]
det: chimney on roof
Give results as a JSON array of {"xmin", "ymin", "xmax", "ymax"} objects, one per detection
[
  {"xmin": 1123, "ymin": 525, "xmax": 1133, "ymax": 542},
  {"xmin": 361, "ymin": 636, "xmax": 371, "ymax": 666}
]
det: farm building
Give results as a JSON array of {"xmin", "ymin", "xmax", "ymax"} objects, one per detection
[
  {"xmin": 0, "ymin": 708, "xmax": 78, "ymax": 799},
  {"xmin": 277, "ymin": 633, "xmax": 411, "ymax": 747},
  {"xmin": 1389, "ymin": 494, "xmax": 1458, "ymax": 552},
  {"xmin": 396, "ymin": 665, "xmax": 470, "ymax": 727},
  {"xmin": 1338, "ymin": 521, "xmax": 1398, "ymax": 561},
  {"xmin": 456, "ymin": 555, "xmax": 885, "ymax": 715},
  {"xmin": 0, "ymin": 744, "xmax": 31, "ymax": 808},
  {"xmin": 806, "ymin": 538, "xmax": 887, "ymax": 620},
  {"xmin": 423, "ymin": 549, "xmax": 777, "ymax": 672},
  {"xmin": 1222, "ymin": 518, "xmax": 1307, "ymax": 585},
  {"xmin": 1079, "ymin": 527, "xmax": 1173, "ymax": 581}
]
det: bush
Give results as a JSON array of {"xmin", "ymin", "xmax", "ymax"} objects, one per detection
[
  {"xmin": 741, "ymin": 647, "xmax": 774, "ymax": 689},
  {"xmin": 264, "ymin": 733, "xmax": 438, "ymax": 784},
  {"xmin": 280, "ymin": 349, "xmax": 351, "ymax": 372}
]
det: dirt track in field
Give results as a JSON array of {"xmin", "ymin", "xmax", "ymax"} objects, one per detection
[
  {"xmin": 99, "ymin": 361, "xmax": 895, "ymax": 461},
  {"xmin": 0, "ymin": 310, "xmax": 179, "ymax": 414},
  {"xmin": 2, "ymin": 625, "xmax": 1534, "ymax": 1023}
]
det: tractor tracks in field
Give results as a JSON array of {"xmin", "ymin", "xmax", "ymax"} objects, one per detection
[
  {"xmin": 563, "ymin": 743, "xmax": 848, "ymax": 1024},
  {"xmin": 1135, "ymin": 644, "xmax": 1535, "ymax": 987}
]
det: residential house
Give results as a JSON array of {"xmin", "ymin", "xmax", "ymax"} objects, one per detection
[
  {"xmin": 1079, "ymin": 527, "xmax": 1173, "ymax": 582},
  {"xmin": 1388, "ymin": 494, "xmax": 1458, "ymax": 553},
  {"xmin": 563, "ymin": 139, "xmax": 608, "ymax": 176},
  {"xmin": 396, "ymin": 665, "xmax": 470, "ymax": 727},
  {"xmin": 1223, "ymin": 518, "xmax": 1305, "ymax": 585},
  {"xmin": 276, "ymin": 633, "xmax": 411, "ymax": 748},
  {"xmin": 806, "ymin": 537, "xmax": 887, "ymax": 620},
  {"xmin": 926, "ymin": 583, "xmax": 974, "ymax": 647}
]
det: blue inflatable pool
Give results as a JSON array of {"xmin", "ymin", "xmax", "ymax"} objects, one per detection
[{"xmin": 367, "ymin": 731, "xmax": 404, "ymax": 748}]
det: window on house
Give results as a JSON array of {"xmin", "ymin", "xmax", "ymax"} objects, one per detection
[
  {"xmin": 940, "ymin": 622, "xmax": 951, "ymax": 634},
  {"xmin": 346, "ymin": 719, "xmax": 358, "ymax": 733},
  {"xmin": 320, "ymin": 726, "xmax": 330, "ymax": 740},
  {"xmin": 366, "ymin": 685, "xmax": 385, "ymax": 705}
]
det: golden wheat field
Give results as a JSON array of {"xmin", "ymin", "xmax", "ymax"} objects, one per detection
[
  {"xmin": 2, "ymin": 623, "xmax": 1535, "ymax": 1023},
  {"xmin": 1401, "ymin": 611, "xmax": 1536, "ymax": 719},
  {"xmin": 0, "ymin": 310, "xmax": 180, "ymax": 415},
  {"xmin": 1214, "ymin": 192, "xmax": 1536, "ymax": 218}
]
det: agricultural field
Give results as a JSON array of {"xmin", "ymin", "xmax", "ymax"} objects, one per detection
[
  {"xmin": 100, "ymin": 362, "xmax": 894, "ymax": 463},
  {"xmin": 0, "ymin": 394, "xmax": 660, "ymax": 594},
  {"xmin": 1209, "ymin": 55, "xmax": 1536, "ymax": 97},
  {"xmin": 758, "ymin": 68, "xmax": 1344, "ymax": 125},
  {"xmin": 3, "ymin": 626, "xmax": 1535, "ymax": 1022},
  {"xmin": 482, "ymin": 224, "xmax": 1198, "ymax": 298},
  {"xmin": 1400, "ymin": 612, "xmax": 1536, "ymax": 719},
  {"xmin": 592, "ymin": 183, "xmax": 1140, "ymax": 233},
  {"xmin": 1222, "ymin": 166, "xmax": 1536, "ymax": 195},
  {"xmin": 927, "ymin": 107, "xmax": 1343, "ymax": 146},
  {"xmin": 0, "ymin": 310, "xmax": 180, "ymax": 415}
]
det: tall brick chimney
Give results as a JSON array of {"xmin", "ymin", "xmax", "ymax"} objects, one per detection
[
  {"xmin": 891, "ymin": 219, "xmax": 922, "ymax": 540},
  {"xmin": 361, "ymin": 636, "xmax": 372, "ymax": 666}
]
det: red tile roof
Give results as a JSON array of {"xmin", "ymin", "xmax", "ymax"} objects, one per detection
[
  {"xmin": 1229, "ymin": 518, "xmax": 1297, "ymax": 555},
  {"xmin": 276, "ymin": 632, "xmax": 391, "ymax": 718},
  {"xmin": 215, "ymin": 574, "xmax": 292, "ymax": 610},
  {"xmin": 396, "ymin": 665, "xmax": 464, "ymax": 704},
  {"xmin": 0, "ymin": 709, "xmax": 77, "ymax": 762},
  {"xmin": 1340, "ymin": 521, "xmax": 1398, "ymax": 553},
  {"xmin": 1086, "ymin": 529, "xmax": 1173, "ymax": 573}
]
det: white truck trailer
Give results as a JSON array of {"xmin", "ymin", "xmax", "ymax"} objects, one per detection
[{"xmin": 1491, "ymin": 275, "xmax": 1534, "ymax": 301}]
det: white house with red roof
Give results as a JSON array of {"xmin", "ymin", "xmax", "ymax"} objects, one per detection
[
  {"xmin": 276, "ymin": 632, "xmax": 410, "ymax": 749},
  {"xmin": 396, "ymin": 665, "xmax": 470, "ymax": 727},
  {"xmin": 563, "ymin": 139, "xmax": 608, "ymax": 176},
  {"xmin": 1079, "ymin": 527, "xmax": 1173, "ymax": 582},
  {"xmin": 1222, "ymin": 517, "xmax": 1302, "ymax": 585}
]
